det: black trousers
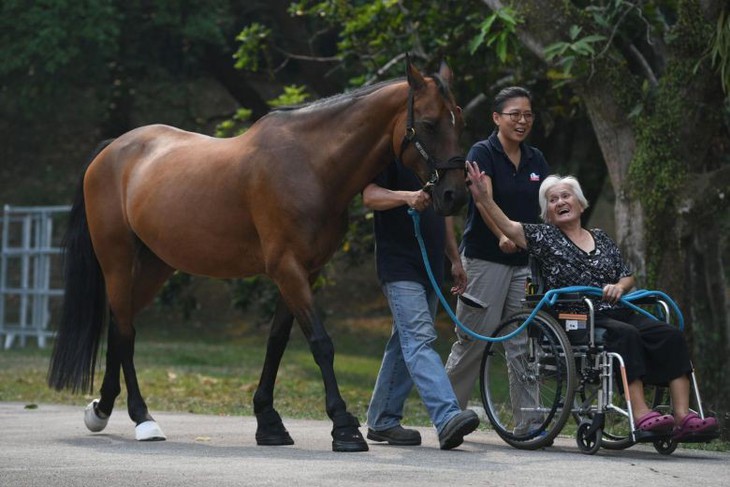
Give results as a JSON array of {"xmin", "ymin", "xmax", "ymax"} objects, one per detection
[{"xmin": 595, "ymin": 308, "xmax": 692, "ymax": 385}]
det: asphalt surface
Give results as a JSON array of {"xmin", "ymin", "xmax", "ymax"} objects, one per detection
[{"xmin": 1, "ymin": 402, "xmax": 729, "ymax": 486}]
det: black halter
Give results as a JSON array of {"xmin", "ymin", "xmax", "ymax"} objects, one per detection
[{"xmin": 398, "ymin": 86, "xmax": 466, "ymax": 193}]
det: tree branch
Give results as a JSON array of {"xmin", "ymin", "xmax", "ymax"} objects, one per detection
[
  {"xmin": 627, "ymin": 44, "xmax": 659, "ymax": 88},
  {"xmin": 363, "ymin": 53, "xmax": 409, "ymax": 86},
  {"xmin": 272, "ymin": 46, "xmax": 341, "ymax": 63}
]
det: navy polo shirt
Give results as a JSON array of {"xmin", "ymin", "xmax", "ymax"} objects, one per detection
[
  {"xmin": 461, "ymin": 130, "xmax": 550, "ymax": 266},
  {"xmin": 372, "ymin": 160, "xmax": 445, "ymax": 287}
]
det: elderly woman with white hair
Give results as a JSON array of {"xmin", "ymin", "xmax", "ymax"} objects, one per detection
[{"xmin": 464, "ymin": 161, "xmax": 718, "ymax": 441}]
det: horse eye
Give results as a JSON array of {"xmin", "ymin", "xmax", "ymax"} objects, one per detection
[{"xmin": 421, "ymin": 120, "xmax": 437, "ymax": 132}]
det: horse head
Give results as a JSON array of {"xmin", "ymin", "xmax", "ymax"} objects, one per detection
[{"xmin": 396, "ymin": 57, "xmax": 468, "ymax": 216}]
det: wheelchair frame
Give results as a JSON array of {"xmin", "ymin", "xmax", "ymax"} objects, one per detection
[{"xmin": 479, "ymin": 289, "xmax": 717, "ymax": 455}]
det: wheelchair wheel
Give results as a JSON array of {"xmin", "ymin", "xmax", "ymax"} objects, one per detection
[
  {"xmin": 574, "ymin": 367, "xmax": 634, "ymax": 451},
  {"xmin": 480, "ymin": 310, "xmax": 575, "ymax": 450},
  {"xmin": 653, "ymin": 437, "xmax": 678, "ymax": 455},
  {"xmin": 576, "ymin": 421, "xmax": 602, "ymax": 455}
]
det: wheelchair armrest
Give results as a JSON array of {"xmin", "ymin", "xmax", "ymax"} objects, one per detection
[
  {"xmin": 522, "ymin": 292, "xmax": 593, "ymax": 306},
  {"xmin": 625, "ymin": 296, "xmax": 663, "ymax": 306}
]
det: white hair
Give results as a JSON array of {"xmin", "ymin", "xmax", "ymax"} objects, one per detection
[{"xmin": 538, "ymin": 175, "xmax": 589, "ymax": 222}]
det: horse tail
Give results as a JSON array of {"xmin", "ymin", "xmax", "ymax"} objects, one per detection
[{"xmin": 47, "ymin": 139, "xmax": 114, "ymax": 393}]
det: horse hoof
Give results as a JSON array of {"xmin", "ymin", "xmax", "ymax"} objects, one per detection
[
  {"xmin": 256, "ymin": 432, "xmax": 295, "ymax": 446},
  {"xmin": 135, "ymin": 420, "xmax": 166, "ymax": 441},
  {"xmin": 332, "ymin": 436, "xmax": 369, "ymax": 452},
  {"xmin": 331, "ymin": 412, "xmax": 368, "ymax": 452},
  {"xmin": 255, "ymin": 409, "xmax": 294, "ymax": 446},
  {"xmin": 84, "ymin": 400, "xmax": 109, "ymax": 433}
]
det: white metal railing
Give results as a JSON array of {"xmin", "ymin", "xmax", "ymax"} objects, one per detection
[{"xmin": 0, "ymin": 205, "xmax": 70, "ymax": 349}]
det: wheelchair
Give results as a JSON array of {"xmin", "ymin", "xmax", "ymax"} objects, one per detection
[{"xmin": 478, "ymin": 264, "xmax": 720, "ymax": 455}]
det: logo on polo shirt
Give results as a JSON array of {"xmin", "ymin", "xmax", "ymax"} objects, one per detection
[{"xmin": 530, "ymin": 172, "xmax": 541, "ymax": 181}]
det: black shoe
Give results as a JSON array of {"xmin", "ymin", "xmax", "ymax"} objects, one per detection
[
  {"xmin": 439, "ymin": 410, "xmax": 479, "ymax": 450},
  {"xmin": 367, "ymin": 425, "xmax": 422, "ymax": 446}
]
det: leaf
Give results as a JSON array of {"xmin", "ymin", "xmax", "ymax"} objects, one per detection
[
  {"xmin": 469, "ymin": 13, "xmax": 497, "ymax": 54},
  {"xmin": 627, "ymin": 104, "xmax": 643, "ymax": 119},
  {"xmin": 580, "ymin": 34, "xmax": 608, "ymax": 44},
  {"xmin": 468, "ymin": 30, "xmax": 487, "ymax": 54},
  {"xmin": 571, "ymin": 40, "xmax": 596, "ymax": 56},
  {"xmin": 496, "ymin": 34, "xmax": 508, "ymax": 63},
  {"xmin": 569, "ymin": 25, "xmax": 582, "ymax": 40},
  {"xmin": 544, "ymin": 42, "xmax": 569, "ymax": 60},
  {"xmin": 546, "ymin": 69, "xmax": 573, "ymax": 80}
]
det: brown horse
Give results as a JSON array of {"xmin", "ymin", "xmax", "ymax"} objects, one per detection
[{"xmin": 48, "ymin": 58, "xmax": 468, "ymax": 452}]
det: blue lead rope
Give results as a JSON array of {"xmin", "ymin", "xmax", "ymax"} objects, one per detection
[{"xmin": 408, "ymin": 208, "xmax": 684, "ymax": 343}]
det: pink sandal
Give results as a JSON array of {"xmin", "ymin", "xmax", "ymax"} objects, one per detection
[
  {"xmin": 635, "ymin": 411, "xmax": 674, "ymax": 433},
  {"xmin": 672, "ymin": 412, "xmax": 719, "ymax": 441}
]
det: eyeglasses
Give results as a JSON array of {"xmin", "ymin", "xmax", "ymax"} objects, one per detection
[{"xmin": 499, "ymin": 111, "xmax": 534, "ymax": 122}]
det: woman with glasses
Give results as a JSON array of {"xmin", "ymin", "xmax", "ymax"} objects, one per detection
[{"xmin": 445, "ymin": 86, "xmax": 550, "ymax": 435}]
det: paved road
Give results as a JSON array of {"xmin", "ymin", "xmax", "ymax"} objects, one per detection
[{"xmin": 1, "ymin": 402, "xmax": 728, "ymax": 486}]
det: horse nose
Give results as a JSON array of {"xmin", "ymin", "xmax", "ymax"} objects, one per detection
[
  {"xmin": 443, "ymin": 189, "xmax": 455, "ymax": 204},
  {"xmin": 439, "ymin": 189, "xmax": 466, "ymax": 215},
  {"xmin": 444, "ymin": 187, "xmax": 467, "ymax": 207}
]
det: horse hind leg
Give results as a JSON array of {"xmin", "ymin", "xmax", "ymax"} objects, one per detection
[
  {"xmin": 84, "ymin": 323, "xmax": 122, "ymax": 433},
  {"xmin": 253, "ymin": 296, "xmax": 295, "ymax": 446},
  {"xmin": 98, "ymin": 241, "xmax": 173, "ymax": 441}
]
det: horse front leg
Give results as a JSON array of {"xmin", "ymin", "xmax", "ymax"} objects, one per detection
[
  {"xmin": 254, "ymin": 296, "xmax": 295, "ymax": 445},
  {"xmin": 304, "ymin": 308, "xmax": 368, "ymax": 451},
  {"xmin": 272, "ymin": 261, "xmax": 368, "ymax": 452}
]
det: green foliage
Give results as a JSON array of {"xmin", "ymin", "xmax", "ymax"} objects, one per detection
[
  {"xmin": 0, "ymin": 0, "xmax": 235, "ymax": 117},
  {"xmin": 157, "ymin": 272, "xmax": 198, "ymax": 320},
  {"xmin": 233, "ymin": 23, "xmax": 272, "ymax": 72},
  {"xmin": 267, "ymin": 85, "xmax": 311, "ymax": 108},
  {"xmin": 468, "ymin": 7, "xmax": 523, "ymax": 63},
  {"xmin": 544, "ymin": 26, "xmax": 607, "ymax": 83},
  {"xmin": 706, "ymin": 8, "xmax": 730, "ymax": 94},
  {"xmin": 338, "ymin": 195, "xmax": 375, "ymax": 268},
  {"xmin": 0, "ymin": 0, "xmax": 118, "ymax": 106},
  {"xmin": 215, "ymin": 108, "xmax": 253, "ymax": 138},
  {"xmin": 227, "ymin": 276, "xmax": 280, "ymax": 321},
  {"xmin": 275, "ymin": 0, "xmax": 506, "ymax": 87}
]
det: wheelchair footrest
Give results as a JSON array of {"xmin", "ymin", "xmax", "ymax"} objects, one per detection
[{"xmin": 633, "ymin": 429, "xmax": 671, "ymax": 443}]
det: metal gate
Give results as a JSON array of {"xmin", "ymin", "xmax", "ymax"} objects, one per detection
[{"xmin": 0, "ymin": 205, "xmax": 70, "ymax": 349}]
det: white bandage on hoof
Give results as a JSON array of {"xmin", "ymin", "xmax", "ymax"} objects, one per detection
[
  {"xmin": 84, "ymin": 400, "xmax": 109, "ymax": 433},
  {"xmin": 135, "ymin": 420, "xmax": 166, "ymax": 441}
]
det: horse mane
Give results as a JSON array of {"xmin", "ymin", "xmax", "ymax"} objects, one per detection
[
  {"xmin": 272, "ymin": 71, "xmax": 453, "ymax": 117},
  {"xmin": 272, "ymin": 78, "xmax": 404, "ymax": 115}
]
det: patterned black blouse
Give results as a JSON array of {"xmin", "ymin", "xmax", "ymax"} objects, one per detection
[{"xmin": 522, "ymin": 224, "xmax": 633, "ymax": 311}]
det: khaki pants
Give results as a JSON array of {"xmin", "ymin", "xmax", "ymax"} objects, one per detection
[{"xmin": 445, "ymin": 257, "xmax": 540, "ymax": 429}]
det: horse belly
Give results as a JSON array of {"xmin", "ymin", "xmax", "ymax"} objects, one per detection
[{"xmin": 130, "ymin": 196, "xmax": 265, "ymax": 279}]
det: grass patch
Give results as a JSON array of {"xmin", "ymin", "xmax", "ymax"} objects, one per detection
[{"xmin": 0, "ymin": 309, "xmax": 444, "ymax": 428}]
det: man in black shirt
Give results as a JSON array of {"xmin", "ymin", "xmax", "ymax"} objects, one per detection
[{"xmin": 363, "ymin": 159, "xmax": 479, "ymax": 450}]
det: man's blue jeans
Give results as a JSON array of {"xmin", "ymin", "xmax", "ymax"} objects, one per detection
[{"xmin": 367, "ymin": 281, "xmax": 462, "ymax": 434}]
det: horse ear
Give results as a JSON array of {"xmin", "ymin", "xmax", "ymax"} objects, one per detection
[
  {"xmin": 438, "ymin": 60, "xmax": 453, "ymax": 87},
  {"xmin": 406, "ymin": 53, "xmax": 426, "ymax": 90}
]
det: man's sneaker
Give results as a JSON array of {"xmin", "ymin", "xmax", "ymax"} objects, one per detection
[
  {"xmin": 439, "ymin": 410, "xmax": 480, "ymax": 450},
  {"xmin": 367, "ymin": 425, "xmax": 422, "ymax": 446}
]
